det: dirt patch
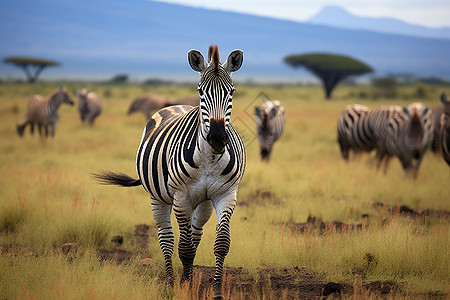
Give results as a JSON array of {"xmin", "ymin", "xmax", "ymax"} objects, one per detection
[
  {"xmin": 373, "ymin": 202, "xmax": 450, "ymax": 220},
  {"xmin": 284, "ymin": 215, "xmax": 363, "ymax": 235},
  {"xmin": 134, "ymin": 224, "xmax": 151, "ymax": 251},
  {"xmin": 239, "ymin": 189, "xmax": 283, "ymax": 207},
  {"xmin": 190, "ymin": 265, "xmax": 429, "ymax": 299}
]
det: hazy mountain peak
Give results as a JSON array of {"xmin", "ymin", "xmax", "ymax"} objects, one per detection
[{"xmin": 308, "ymin": 5, "xmax": 450, "ymax": 40}]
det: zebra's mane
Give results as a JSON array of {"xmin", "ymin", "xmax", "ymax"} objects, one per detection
[
  {"xmin": 410, "ymin": 108, "xmax": 424, "ymax": 137},
  {"xmin": 208, "ymin": 45, "xmax": 220, "ymax": 71}
]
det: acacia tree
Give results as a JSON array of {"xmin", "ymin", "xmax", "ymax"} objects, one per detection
[
  {"xmin": 3, "ymin": 57, "xmax": 60, "ymax": 83},
  {"xmin": 284, "ymin": 53, "xmax": 373, "ymax": 99}
]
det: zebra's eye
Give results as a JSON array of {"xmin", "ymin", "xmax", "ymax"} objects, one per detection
[
  {"xmin": 198, "ymin": 88, "xmax": 204, "ymax": 96},
  {"xmin": 229, "ymin": 89, "xmax": 235, "ymax": 96}
]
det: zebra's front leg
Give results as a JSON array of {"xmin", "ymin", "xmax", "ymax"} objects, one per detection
[
  {"xmin": 173, "ymin": 203, "xmax": 196, "ymax": 283},
  {"xmin": 212, "ymin": 196, "xmax": 236, "ymax": 298},
  {"xmin": 151, "ymin": 200, "xmax": 175, "ymax": 286},
  {"xmin": 192, "ymin": 201, "xmax": 214, "ymax": 249}
]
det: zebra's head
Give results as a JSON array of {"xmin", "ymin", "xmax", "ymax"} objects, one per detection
[
  {"xmin": 188, "ymin": 45, "xmax": 243, "ymax": 154},
  {"xmin": 441, "ymin": 93, "xmax": 450, "ymax": 131},
  {"xmin": 254, "ymin": 105, "xmax": 277, "ymax": 160},
  {"xmin": 56, "ymin": 86, "xmax": 74, "ymax": 106},
  {"xmin": 402, "ymin": 103, "xmax": 430, "ymax": 158}
]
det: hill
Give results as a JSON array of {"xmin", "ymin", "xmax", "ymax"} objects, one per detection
[
  {"xmin": 308, "ymin": 6, "xmax": 450, "ymax": 40},
  {"xmin": 1, "ymin": 0, "xmax": 450, "ymax": 82}
]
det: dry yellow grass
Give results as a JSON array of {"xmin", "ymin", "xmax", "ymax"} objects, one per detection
[{"xmin": 0, "ymin": 82, "xmax": 448, "ymax": 298}]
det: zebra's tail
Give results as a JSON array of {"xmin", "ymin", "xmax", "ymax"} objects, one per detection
[{"xmin": 91, "ymin": 170, "xmax": 142, "ymax": 187}]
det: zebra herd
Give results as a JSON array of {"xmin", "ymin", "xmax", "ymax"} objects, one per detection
[
  {"xmin": 337, "ymin": 94, "xmax": 450, "ymax": 178},
  {"xmin": 14, "ymin": 46, "xmax": 447, "ymax": 297},
  {"xmin": 16, "ymin": 86, "xmax": 103, "ymax": 138}
]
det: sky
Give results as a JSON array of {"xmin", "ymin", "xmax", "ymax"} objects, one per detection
[{"xmin": 154, "ymin": 0, "xmax": 450, "ymax": 28}]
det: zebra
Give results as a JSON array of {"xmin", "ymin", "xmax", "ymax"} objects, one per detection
[
  {"xmin": 337, "ymin": 104, "xmax": 374, "ymax": 160},
  {"xmin": 93, "ymin": 46, "xmax": 245, "ymax": 296},
  {"xmin": 16, "ymin": 86, "xmax": 74, "ymax": 138},
  {"xmin": 382, "ymin": 102, "xmax": 433, "ymax": 178},
  {"xmin": 77, "ymin": 89, "xmax": 102, "ymax": 125},
  {"xmin": 164, "ymin": 96, "xmax": 200, "ymax": 108},
  {"xmin": 127, "ymin": 95, "xmax": 171, "ymax": 119},
  {"xmin": 439, "ymin": 93, "xmax": 450, "ymax": 165},
  {"xmin": 254, "ymin": 100, "xmax": 285, "ymax": 161}
]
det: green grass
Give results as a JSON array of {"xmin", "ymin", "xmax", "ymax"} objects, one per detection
[{"xmin": 0, "ymin": 82, "xmax": 449, "ymax": 298}]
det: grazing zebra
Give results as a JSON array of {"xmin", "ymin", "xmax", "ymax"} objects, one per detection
[
  {"xmin": 93, "ymin": 46, "xmax": 245, "ymax": 296},
  {"xmin": 164, "ymin": 96, "xmax": 200, "ymax": 108},
  {"xmin": 383, "ymin": 102, "xmax": 433, "ymax": 178},
  {"xmin": 127, "ymin": 95, "xmax": 171, "ymax": 119},
  {"xmin": 17, "ymin": 86, "xmax": 74, "ymax": 138},
  {"xmin": 77, "ymin": 89, "xmax": 102, "ymax": 125},
  {"xmin": 254, "ymin": 100, "xmax": 285, "ymax": 160},
  {"xmin": 337, "ymin": 104, "xmax": 374, "ymax": 160},
  {"xmin": 439, "ymin": 93, "xmax": 450, "ymax": 165}
]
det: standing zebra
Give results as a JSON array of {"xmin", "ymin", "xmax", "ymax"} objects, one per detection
[
  {"xmin": 17, "ymin": 86, "xmax": 74, "ymax": 138},
  {"xmin": 93, "ymin": 46, "xmax": 245, "ymax": 297},
  {"xmin": 77, "ymin": 89, "xmax": 102, "ymax": 125},
  {"xmin": 439, "ymin": 93, "xmax": 450, "ymax": 165},
  {"xmin": 337, "ymin": 104, "xmax": 374, "ymax": 160},
  {"xmin": 254, "ymin": 100, "xmax": 285, "ymax": 161},
  {"xmin": 366, "ymin": 105, "xmax": 404, "ymax": 170},
  {"xmin": 383, "ymin": 102, "xmax": 433, "ymax": 178}
]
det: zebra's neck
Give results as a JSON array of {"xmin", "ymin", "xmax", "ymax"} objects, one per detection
[{"xmin": 47, "ymin": 94, "xmax": 63, "ymax": 115}]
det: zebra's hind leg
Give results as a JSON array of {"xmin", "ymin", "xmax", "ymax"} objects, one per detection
[{"xmin": 151, "ymin": 200, "xmax": 175, "ymax": 286}]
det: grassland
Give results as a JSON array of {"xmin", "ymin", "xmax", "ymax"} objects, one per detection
[{"xmin": 0, "ymin": 82, "xmax": 448, "ymax": 299}]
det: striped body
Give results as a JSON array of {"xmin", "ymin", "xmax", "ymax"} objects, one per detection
[
  {"xmin": 77, "ymin": 89, "xmax": 102, "ymax": 124},
  {"xmin": 430, "ymin": 105, "xmax": 444, "ymax": 153},
  {"xmin": 383, "ymin": 102, "xmax": 433, "ymax": 178},
  {"xmin": 94, "ymin": 46, "xmax": 245, "ymax": 297},
  {"xmin": 439, "ymin": 93, "xmax": 450, "ymax": 165},
  {"xmin": 367, "ymin": 105, "xmax": 404, "ymax": 164},
  {"xmin": 337, "ymin": 104, "xmax": 373, "ymax": 160},
  {"xmin": 17, "ymin": 87, "xmax": 74, "ymax": 137},
  {"xmin": 254, "ymin": 100, "xmax": 285, "ymax": 160}
]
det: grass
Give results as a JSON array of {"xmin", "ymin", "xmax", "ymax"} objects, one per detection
[{"xmin": 0, "ymin": 82, "xmax": 449, "ymax": 298}]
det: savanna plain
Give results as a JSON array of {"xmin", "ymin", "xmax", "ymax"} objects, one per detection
[{"xmin": 0, "ymin": 82, "xmax": 448, "ymax": 299}]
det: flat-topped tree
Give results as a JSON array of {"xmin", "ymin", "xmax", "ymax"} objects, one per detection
[
  {"xmin": 3, "ymin": 57, "xmax": 60, "ymax": 83},
  {"xmin": 284, "ymin": 53, "xmax": 373, "ymax": 99}
]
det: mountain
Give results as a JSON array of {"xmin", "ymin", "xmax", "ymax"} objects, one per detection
[
  {"xmin": 308, "ymin": 6, "xmax": 450, "ymax": 40},
  {"xmin": 1, "ymin": 1, "xmax": 450, "ymax": 82}
]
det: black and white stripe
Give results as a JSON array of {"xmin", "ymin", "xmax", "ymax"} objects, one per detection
[
  {"xmin": 16, "ymin": 86, "xmax": 74, "ymax": 137},
  {"xmin": 439, "ymin": 93, "xmax": 450, "ymax": 165},
  {"xmin": 77, "ymin": 89, "xmax": 102, "ymax": 125},
  {"xmin": 254, "ymin": 100, "xmax": 285, "ymax": 160},
  {"xmin": 337, "ymin": 104, "xmax": 374, "ymax": 160},
  {"xmin": 382, "ymin": 102, "xmax": 433, "ymax": 178},
  {"xmin": 94, "ymin": 46, "xmax": 245, "ymax": 297}
]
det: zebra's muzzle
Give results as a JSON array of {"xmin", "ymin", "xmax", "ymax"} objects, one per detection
[{"xmin": 207, "ymin": 119, "xmax": 228, "ymax": 154}]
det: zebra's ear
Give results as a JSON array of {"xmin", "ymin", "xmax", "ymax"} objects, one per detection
[
  {"xmin": 224, "ymin": 50, "xmax": 243, "ymax": 73},
  {"xmin": 441, "ymin": 92, "xmax": 448, "ymax": 104},
  {"xmin": 420, "ymin": 107, "xmax": 429, "ymax": 117},
  {"xmin": 402, "ymin": 107, "xmax": 411, "ymax": 118},
  {"xmin": 270, "ymin": 107, "xmax": 277, "ymax": 118},
  {"xmin": 188, "ymin": 50, "xmax": 206, "ymax": 73},
  {"xmin": 254, "ymin": 106, "xmax": 261, "ymax": 118}
]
